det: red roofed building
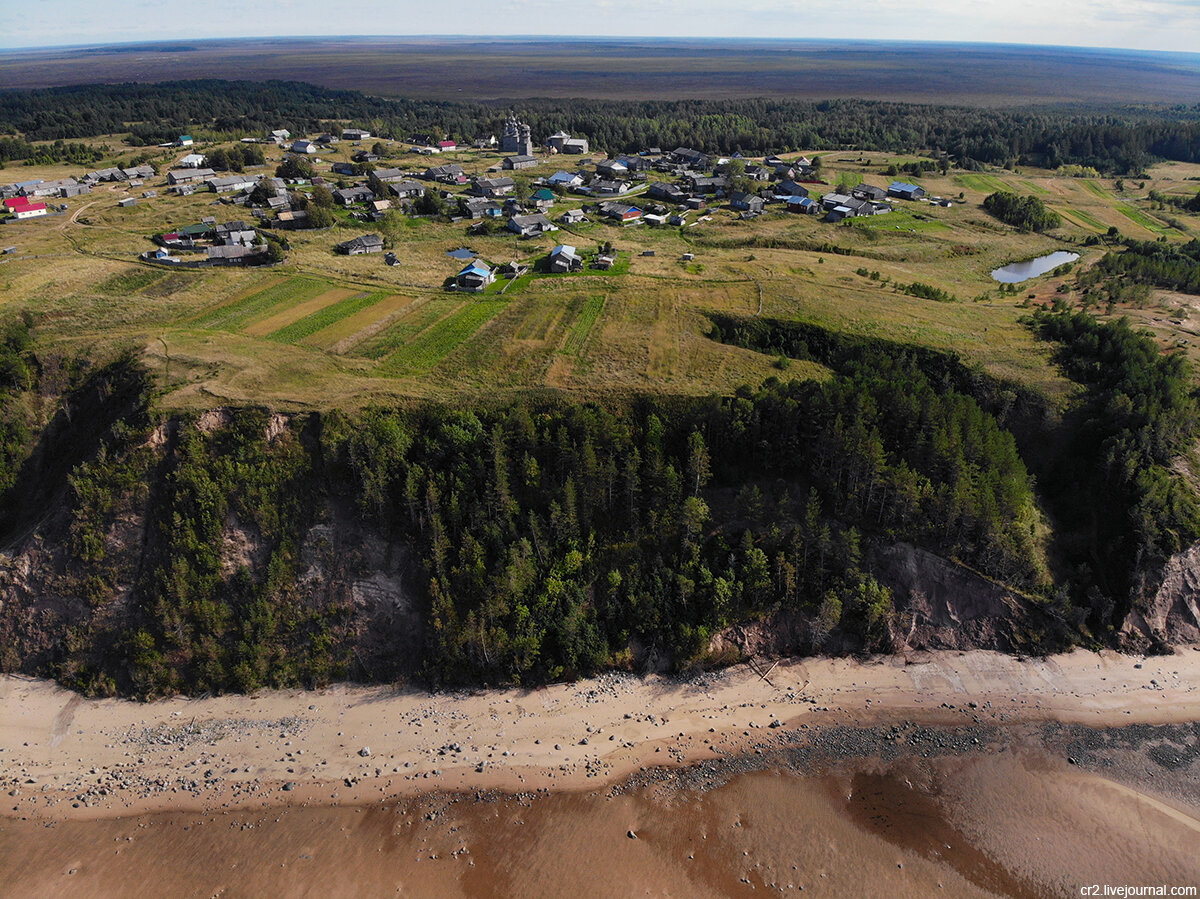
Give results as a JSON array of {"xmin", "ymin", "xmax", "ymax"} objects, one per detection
[
  {"xmin": 3, "ymin": 196, "xmax": 48, "ymax": 219},
  {"xmin": 438, "ymin": 140, "xmax": 457, "ymax": 150}
]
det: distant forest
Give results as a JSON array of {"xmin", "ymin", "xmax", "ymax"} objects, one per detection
[{"xmin": 2, "ymin": 80, "xmax": 1200, "ymax": 174}]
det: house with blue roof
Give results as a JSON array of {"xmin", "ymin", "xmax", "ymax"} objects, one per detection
[
  {"xmin": 456, "ymin": 261, "xmax": 495, "ymax": 292},
  {"xmin": 888, "ymin": 182, "xmax": 926, "ymax": 200}
]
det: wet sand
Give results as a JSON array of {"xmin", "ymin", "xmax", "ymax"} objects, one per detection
[{"xmin": 3, "ymin": 648, "xmax": 1200, "ymax": 896}]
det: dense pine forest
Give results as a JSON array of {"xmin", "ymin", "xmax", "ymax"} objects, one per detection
[
  {"xmin": 1, "ymin": 307, "xmax": 1196, "ymax": 697},
  {"xmin": 2, "ymin": 80, "xmax": 1200, "ymax": 173}
]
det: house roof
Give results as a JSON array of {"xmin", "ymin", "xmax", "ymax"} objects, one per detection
[
  {"xmin": 890, "ymin": 182, "xmax": 921, "ymax": 192},
  {"xmin": 459, "ymin": 261, "xmax": 492, "ymax": 277},
  {"xmin": 532, "ymin": 188, "xmax": 556, "ymax": 201}
]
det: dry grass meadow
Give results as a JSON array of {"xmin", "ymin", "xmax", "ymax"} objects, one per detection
[{"xmin": 4, "ymin": 138, "xmax": 1200, "ymax": 412}]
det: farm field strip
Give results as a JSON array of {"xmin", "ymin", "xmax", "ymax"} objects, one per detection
[
  {"xmin": 305, "ymin": 293, "xmax": 418, "ymax": 350},
  {"xmin": 955, "ymin": 173, "xmax": 1008, "ymax": 193},
  {"xmin": 1076, "ymin": 179, "xmax": 1111, "ymax": 199},
  {"xmin": 354, "ymin": 297, "xmax": 465, "ymax": 360},
  {"xmin": 1113, "ymin": 204, "xmax": 1171, "ymax": 235},
  {"xmin": 191, "ymin": 277, "xmax": 330, "ymax": 332},
  {"xmin": 1053, "ymin": 206, "xmax": 1104, "ymax": 230},
  {"xmin": 244, "ymin": 288, "xmax": 359, "ymax": 337},
  {"xmin": 266, "ymin": 290, "xmax": 390, "ymax": 344},
  {"xmin": 1020, "ymin": 180, "xmax": 1050, "ymax": 195},
  {"xmin": 375, "ymin": 299, "xmax": 507, "ymax": 377},
  {"xmin": 561, "ymin": 295, "xmax": 606, "ymax": 356}
]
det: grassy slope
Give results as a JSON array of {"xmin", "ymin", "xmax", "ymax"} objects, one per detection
[{"xmin": 4, "ymin": 143, "xmax": 1200, "ymax": 411}]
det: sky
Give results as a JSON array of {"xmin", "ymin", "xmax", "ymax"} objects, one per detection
[{"xmin": 2, "ymin": 0, "xmax": 1200, "ymax": 53}]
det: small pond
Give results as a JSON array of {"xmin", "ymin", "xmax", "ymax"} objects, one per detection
[
  {"xmin": 991, "ymin": 251, "xmax": 1080, "ymax": 284},
  {"xmin": 447, "ymin": 247, "xmax": 478, "ymax": 260}
]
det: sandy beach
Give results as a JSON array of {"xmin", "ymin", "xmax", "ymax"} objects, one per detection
[{"xmin": 3, "ymin": 648, "xmax": 1200, "ymax": 897}]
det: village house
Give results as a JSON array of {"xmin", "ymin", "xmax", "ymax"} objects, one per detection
[
  {"xmin": 595, "ymin": 159, "xmax": 629, "ymax": 180},
  {"xmin": 275, "ymin": 209, "xmax": 311, "ymax": 229},
  {"xmin": 530, "ymin": 188, "xmax": 556, "ymax": 210},
  {"xmin": 686, "ymin": 174, "xmax": 730, "ymax": 195},
  {"xmin": 371, "ymin": 168, "xmax": 408, "ymax": 183},
  {"xmin": 424, "ymin": 164, "xmax": 467, "ymax": 184},
  {"xmin": 290, "ymin": 140, "xmax": 318, "ymax": 155},
  {"xmin": 647, "ymin": 182, "xmax": 688, "ymax": 204},
  {"xmin": 82, "ymin": 167, "xmax": 125, "ymax": 183},
  {"xmin": 168, "ymin": 168, "xmax": 216, "ymax": 185},
  {"xmin": 460, "ymin": 196, "xmax": 503, "ymax": 219},
  {"xmin": 787, "ymin": 196, "xmax": 819, "ymax": 214},
  {"xmin": 669, "ymin": 147, "xmax": 710, "ymax": 170},
  {"xmin": 888, "ymin": 182, "xmax": 926, "ymax": 200},
  {"xmin": 209, "ymin": 174, "xmax": 261, "ymax": 194},
  {"xmin": 547, "ymin": 131, "xmax": 589, "ymax": 154},
  {"xmin": 342, "ymin": 128, "xmax": 371, "ymax": 141},
  {"xmin": 270, "ymin": 129, "xmax": 291, "ymax": 143},
  {"xmin": 333, "ymin": 185, "xmax": 376, "ymax": 206},
  {"xmin": 24, "ymin": 178, "xmax": 88, "ymax": 198},
  {"xmin": 730, "ymin": 191, "xmax": 765, "ymax": 213},
  {"xmin": 122, "ymin": 165, "xmax": 156, "ymax": 181},
  {"xmin": 559, "ymin": 208, "xmax": 587, "ymax": 224},
  {"xmin": 386, "ymin": 180, "xmax": 426, "ymax": 200},
  {"xmin": 471, "ymin": 176, "xmax": 515, "ymax": 198},
  {"xmin": 599, "ymin": 201, "xmax": 642, "ymax": 225},
  {"xmin": 507, "ymin": 213, "xmax": 557, "ymax": 237},
  {"xmin": 615, "ymin": 155, "xmax": 651, "ymax": 173},
  {"xmin": 456, "ymin": 261, "xmax": 495, "ymax": 291},
  {"xmin": 775, "ymin": 179, "xmax": 809, "ymax": 199},
  {"xmin": 853, "ymin": 184, "xmax": 888, "ymax": 202},
  {"xmin": 336, "ymin": 233, "xmax": 384, "ymax": 255},
  {"xmin": 3, "ymin": 196, "xmax": 48, "ymax": 220},
  {"xmin": 207, "ymin": 244, "xmax": 266, "ymax": 264},
  {"xmin": 332, "ymin": 162, "xmax": 358, "ymax": 176},
  {"xmin": 178, "ymin": 153, "xmax": 207, "ymax": 168},
  {"xmin": 503, "ymin": 155, "xmax": 539, "ymax": 171},
  {"xmin": 178, "ymin": 135, "xmax": 194, "ymax": 147},
  {"xmin": 547, "ymin": 170, "xmax": 585, "ymax": 189},
  {"xmin": 438, "ymin": 140, "xmax": 457, "ymax": 151},
  {"xmin": 590, "ymin": 180, "xmax": 632, "ymax": 197},
  {"xmin": 547, "ymin": 244, "xmax": 583, "ymax": 273}
]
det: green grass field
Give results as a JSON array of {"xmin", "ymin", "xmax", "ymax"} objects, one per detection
[
  {"xmin": 1077, "ymin": 179, "xmax": 1111, "ymax": 199},
  {"xmin": 955, "ymin": 173, "xmax": 1009, "ymax": 193},
  {"xmin": 266, "ymin": 290, "xmax": 388, "ymax": 344},
  {"xmin": 1113, "ymin": 204, "xmax": 1171, "ymax": 236},
  {"xmin": 192, "ymin": 277, "xmax": 332, "ymax": 332},
  {"xmin": 376, "ymin": 299, "xmax": 507, "ymax": 377},
  {"xmin": 561, "ymin": 295, "xmax": 606, "ymax": 356}
]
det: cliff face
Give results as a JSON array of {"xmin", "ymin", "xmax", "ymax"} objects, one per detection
[
  {"xmin": 1122, "ymin": 543, "xmax": 1200, "ymax": 648},
  {"xmin": 870, "ymin": 542, "xmax": 1036, "ymax": 653},
  {"xmin": 709, "ymin": 542, "xmax": 1045, "ymax": 661},
  {"xmin": 0, "ymin": 420, "xmax": 426, "ymax": 691}
]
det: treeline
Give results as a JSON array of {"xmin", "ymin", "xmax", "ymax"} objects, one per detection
[
  {"xmin": 1027, "ymin": 311, "xmax": 1200, "ymax": 631},
  {"xmin": 0, "ymin": 334, "xmax": 1053, "ymax": 696},
  {"xmin": 0, "ymin": 136, "xmax": 103, "ymax": 166},
  {"xmin": 983, "ymin": 191, "xmax": 1062, "ymax": 232},
  {"xmin": 2, "ymin": 80, "xmax": 1200, "ymax": 172},
  {"xmin": 1095, "ymin": 238, "xmax": 1200, "ymax": 294}
]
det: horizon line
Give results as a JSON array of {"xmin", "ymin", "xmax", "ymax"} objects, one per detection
[{"xmin": 2, "ymin": 34, "xmax": 1200, "ymax": 60}]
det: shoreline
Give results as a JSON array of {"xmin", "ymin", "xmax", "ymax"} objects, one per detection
[{"xmin": 4, "ymin": 647, "xmax": 1200, "ymax": 822}]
